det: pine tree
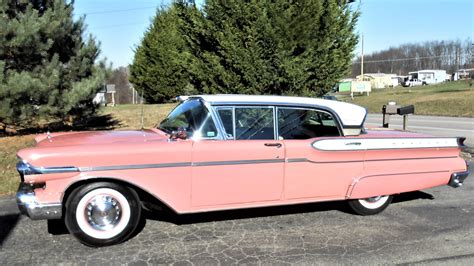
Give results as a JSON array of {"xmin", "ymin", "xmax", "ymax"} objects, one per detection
[
  {"xmin": 181, "ymin": 0, "xmax": 359, "ymax": 97},
  {"xmin": 131, "ymin": 0, "xmax": 359, "ymax": 100},
  {"xmin": 130, "ymin": 3, "xmax": 194, "ymax": 103},
  {"xmin": 0, "ymin": 0, "xmax": 106, "ymax": 129}
]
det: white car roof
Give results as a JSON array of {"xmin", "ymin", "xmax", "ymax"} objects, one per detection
[{"xmin": 192, "ymin": 94, "xmax": 367, "ymax": 129}]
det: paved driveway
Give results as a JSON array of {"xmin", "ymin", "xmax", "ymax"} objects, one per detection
[{"xmin": 0, "ymin": 160, "xmax": 473, "ymax": 264}]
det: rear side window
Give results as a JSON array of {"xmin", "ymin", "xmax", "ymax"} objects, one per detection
[
  {"xmin": 235, "ymin": 107, "xmax": 275, "ymax": 140},
  {"xmin": 277, "ymin": 108, "xmax": 340, "ymax": 139}
]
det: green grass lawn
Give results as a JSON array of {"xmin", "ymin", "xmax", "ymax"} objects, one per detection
[{"xmin": 336, "ymin": 80, "xmax": 474, "ymax": 117}]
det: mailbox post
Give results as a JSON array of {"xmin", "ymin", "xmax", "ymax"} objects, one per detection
[{"xmin": 382, "ymin": 103, "xmax": 415, "ymax": 130}]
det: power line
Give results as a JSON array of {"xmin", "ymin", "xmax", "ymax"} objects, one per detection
[
  {"xmin": 88, "ymin": 22, "xmax": 149, "ymax": 30},
  {"xmin": 78, "ymin": 6, "xmax": 158, "ymax": 16}
]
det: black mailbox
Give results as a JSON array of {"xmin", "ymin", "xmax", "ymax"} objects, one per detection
[
  {"xmin": 397, "ymin": 105, "xmax": 415, "ymax": 115},
  {"xmin": 382, "ymin": 103, "xmax": 415, "ymax": 130}
]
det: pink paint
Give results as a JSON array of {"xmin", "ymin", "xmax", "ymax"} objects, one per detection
[{"xmin": 17, "ymin": 128, "xmax": 468, "ymax": 214}]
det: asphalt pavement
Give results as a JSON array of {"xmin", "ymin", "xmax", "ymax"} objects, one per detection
[
  {"xmin": 0, "ymin": 159, "xmax": 473, "ymax": 264},
  {"xmin": 365, "ymin": 114, "xmax": 474, "ymax": 148}
]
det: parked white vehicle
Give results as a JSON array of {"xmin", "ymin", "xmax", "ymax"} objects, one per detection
[{"xmin": 402, "ymin": 78, "xmax": 426, "ymax": 87}]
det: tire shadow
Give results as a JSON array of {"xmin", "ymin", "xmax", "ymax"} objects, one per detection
[{"xmin": 0, "ymin": 214, "xmax": 20, "ymax": 247}]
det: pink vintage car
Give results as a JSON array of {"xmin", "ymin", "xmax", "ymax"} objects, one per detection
[{"xmin": 16, "ymin": 95, "xmax": 469, "ymax": 247}]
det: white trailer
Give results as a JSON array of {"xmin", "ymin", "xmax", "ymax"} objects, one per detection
[{"xmin": 408, "ymin": 70, "xmax": 446, "ymax": 85}]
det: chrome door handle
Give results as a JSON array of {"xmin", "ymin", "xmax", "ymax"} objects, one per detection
[
  {"xmin": 264, "ymin": 143, "xmax": 282, "ymax": 148},
  {"xmin": 345, "ymin": 142, "xmax": 361, "ymax": 146}
]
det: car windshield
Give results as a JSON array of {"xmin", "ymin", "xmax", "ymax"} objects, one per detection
[{"xmin": 158, "ymin": 99, "xmax": 218, "ymax": 138}]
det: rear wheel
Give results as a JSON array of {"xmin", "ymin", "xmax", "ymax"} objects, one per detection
[
  {"xmin": 348, "ymin": 195, "xmax": 393, "ymax": 216},
  {"xmin": 64, "ymin": 182, "xmax": 141, "ymax": 247}
]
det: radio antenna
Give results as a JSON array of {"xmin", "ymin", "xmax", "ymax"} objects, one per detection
[{"xmin": 140, "ymin": 90, "xmax": 144, "ymax": 130}]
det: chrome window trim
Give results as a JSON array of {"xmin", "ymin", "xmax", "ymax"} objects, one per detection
[
  {"xmin": 206, "ymin": 100, "xmax": 353, "ymax": 134},
  {"xmin": 275, "ymin": 106, "xmax": 343, "ymax": 139},
  {"xmin": 232, "ymin": 107, "xmax": 236, "ymax": 140}
]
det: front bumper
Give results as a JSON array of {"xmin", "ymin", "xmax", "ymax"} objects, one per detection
[{"xmin": 16, "ymin": 183, "xmax": 62, "ymax": 220}]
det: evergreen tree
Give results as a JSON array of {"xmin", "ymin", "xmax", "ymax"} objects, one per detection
[
  {"xmin": 130, "ymin": 3, "xmax": 194, "ymax": 103},
  {"xmin": 131, "ymin": 0, "xmax": 359, "ymax": 100},
  {"xmin": 0, "ymin": 0, "xmax": 106, "ymax": 128},
  {"xmin": 180, "ymin": 0, "xmax": 359, "ymax": 97}
]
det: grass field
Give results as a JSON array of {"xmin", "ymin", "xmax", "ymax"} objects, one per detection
[
  {"xmin": 1, "ymin": 81, "xmax": 472, "ymax": 195},
  {"xmin": 337, "ymin": 80, "xmax": 474, "ymax": 117}
]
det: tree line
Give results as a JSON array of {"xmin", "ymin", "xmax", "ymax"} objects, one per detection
[
  {"xmin": 351, "ymin": 39, "xmax": 473, "ymax": 76},
  {"xmin": 130, "ymin": 0, "xmax": 359, "ymax": 103}
]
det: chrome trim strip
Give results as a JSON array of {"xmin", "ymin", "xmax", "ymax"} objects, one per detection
[
  {"xmin": 79, "ymin": 162, "xmax": 192, "ymax": 172},
  {"xmin": 312, "ymin": 137, "xmax": 459, "ymax": 151},
  {"xmin": 20, "ymin": 154, "xmax": 459, "ymax": 175},
  {"xmin": 17, "ymin": 160, "xmax": 79, "ymax": 175},
  {"xmin": 38, "ymin": 166, "xmax": 79, "ymax": 174},
  {"xmin": 287, "ymin": 156, "xmax": 458, "ymax": 164},
  {"xmin": 193, "ymin": 158, "xmax": 285, "ymax": 167}
]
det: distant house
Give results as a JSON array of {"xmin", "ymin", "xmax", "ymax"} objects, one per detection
[
  {"xmin": 453, "ymin": 68, "xmax": 474, "ymax": 80},
  {"xmin": 93, "ymin": 87, "xmax": 106, "ymax": 105},
  {"xmin": 356, "ymin": 73, "xmax": 397, "ymax": 89},
  {"xmin": 93, "ymin": 84, "xmax": 116, "ymax": 106},
  {"xmin": 408, "ymin": 70, "xmax": 446, "ymax": 84}
]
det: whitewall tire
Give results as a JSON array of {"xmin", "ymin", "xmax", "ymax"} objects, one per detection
[
  {"xmin": 65, "ymin": 182, "xmax": 141, "ymax": 247},
  {"xmin": 348, "ymin": 195, "xmax": 393, "ymax": 216}
]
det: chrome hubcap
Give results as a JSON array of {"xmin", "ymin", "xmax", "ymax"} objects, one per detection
[
  {"xmin": 85, "ymin": 195, "xmax": 122, "ymax": 231},
  {"xmin": 365, "ymin": 196, "xmax": 382, "ymax": 203}
]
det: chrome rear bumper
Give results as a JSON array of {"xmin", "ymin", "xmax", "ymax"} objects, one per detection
[
  {"xmin": 448, "ymin": 170, "xmax": 470, "ymax": 188},
  {"xmin": 16, "ymin": 183, "xmax": 62, "ymax": 220}
]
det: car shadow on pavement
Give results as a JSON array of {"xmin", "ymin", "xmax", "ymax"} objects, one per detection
[
  {"xmin": 147, "ymin": 200, "xmax": 351, "ymax": 225},
  {"xmin": 392, "ymin": 190, "xmax": 434, "ymax": 204},
  {"xmin": 0, "ymin": 214, "xmax": 19, "ymax": 247},
  {"xmin": 141, "ymin": 190, "xmax": 435, "ymax": 227}
]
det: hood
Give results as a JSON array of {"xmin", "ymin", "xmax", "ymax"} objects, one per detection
[{"xmin": 35, "ymin": 129, "xmax": 168, "ymax": 148}]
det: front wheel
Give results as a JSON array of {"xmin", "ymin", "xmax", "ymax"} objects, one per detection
[
  {"xmin": 64, "ymin": 182, "xmax": 141, "ymax": 247},
  {"xmin": 348, "ymin": 195, "xmax": 393, "ymax": 216}
]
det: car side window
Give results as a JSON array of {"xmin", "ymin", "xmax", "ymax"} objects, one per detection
[
  {"xmin": 277, "ymin": 108, "xmax": 340, "ymax": 139},
  {"xmin": 216, "ymin": 108, "xmax": 234, "ymax": 139},
  {"xmin": 159, "ymin": 99, "xmax": 218, "ymax": 139},
  {"xmin": 235, "ymin": 107, "xmax": 275, "ymax": 140}
]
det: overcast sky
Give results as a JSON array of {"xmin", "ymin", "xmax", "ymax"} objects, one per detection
[{"xmin": 73, "ymin": 0, "xmax": 473, "ymax": 68}]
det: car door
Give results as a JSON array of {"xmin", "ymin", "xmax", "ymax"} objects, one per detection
[
  {"xmin": 277, "ymin": 107, "xmax": 365, "ymax": 200},
  {"xmin": 191, "ymin": 106, "xmax": 285, "ymax": 207}
]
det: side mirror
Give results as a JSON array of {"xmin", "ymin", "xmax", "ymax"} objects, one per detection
[{"xmin": 170, "ymin": 126, "xmax": 188, "ymax": 140}]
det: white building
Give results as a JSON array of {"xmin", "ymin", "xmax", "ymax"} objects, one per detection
[{"xmin": 408, "ymin": 70, "xmax": 446, "ymax": 85}]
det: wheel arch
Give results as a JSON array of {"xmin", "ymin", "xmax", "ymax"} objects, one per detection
[{"xmin": 62, "ymin": 177, "xmax": 178, "ymax": 214}]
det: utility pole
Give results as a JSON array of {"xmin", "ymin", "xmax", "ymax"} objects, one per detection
[{"xmin": 361, "ymin": 33, "xmax": 364, "ymax": 77}]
